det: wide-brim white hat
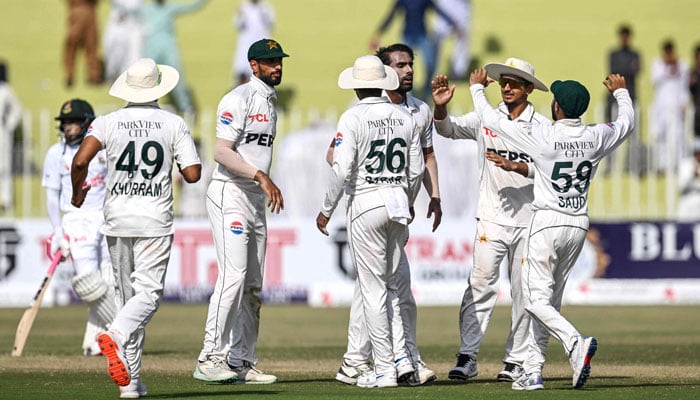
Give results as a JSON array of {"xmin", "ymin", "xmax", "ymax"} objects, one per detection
[
  {"xmin": 338, "ymin": 55, "xmax": 399, "ymax": 90},
  {"xmin": 484, "ymin": 57, "xmax": 548, "ymax": 92},
  {"xmin": 109, "ymin": 58, "xmax": 180, "ymax": 103}
]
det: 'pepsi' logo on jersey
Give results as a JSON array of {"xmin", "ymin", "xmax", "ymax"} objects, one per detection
[
  {"xmin": 220, "ymin": 112, "xmax": 234, "ymax": 125},
  {"xmin": 335, "ymin": 132, "xmax": 343, "ymax": 147},
  {"xmin": 87, "ymin": 125, "xmax": 93, "ymax": 134},
  {"xmin": 230, "ymin": 221, "xmax": 244, "ymax": 235}
]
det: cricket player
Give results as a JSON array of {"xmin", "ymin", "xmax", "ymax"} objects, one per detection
[
  {"xmin": 42, "ymin": 98, "xmax": 115, "ymax": 357},
  {"xmin": 333, "ymin": 43, "xmax": 440, "ymax": 386},
  {"xmin": 317, "ymin": 54, "xmax": 424, "ymax": 388},
  {"xmin": 431, "ymin": 58, "xmax": 550, "ymax": 382},
  {"xmin": 193, "ymin": 38, "xmax": 287, "ymax": 385},
  {"xmin": 71, "ymin": 58, "xmax": 202, "ymax": 398},
  {"xmin": 469, "ymin": 70, "xmax": 634, "ymax": 390}
]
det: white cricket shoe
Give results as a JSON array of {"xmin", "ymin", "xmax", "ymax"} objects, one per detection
[
  {"xmin": 497, "ymin": 362, "xmax": 525, "ymax": 382},
  {"xmin": 229, "ymin": 361, "xmax": 278, "ymax": 384},
  {"xmin": 512, "ymin": 372, "xmax": 544, "ymax": 391},
  {"xmin": 356, "ymin": 371, "xmax": 398, "ymax": 388},
  {"xmin": 84, "ymin": 341, "xmax": 103, "ymax": 357},
  {"xmin": 394, "ymin": 356, "xmax": 415, "ymax": 381},
  {"xmin": 448, "ymin": 353, "xmax": 478, "ymax": 380},
  {"xmin": 335, "ymin": 361, "xmax": 372, "ymax": 385},
  {"xmin": 119, "ymin": 378, "xmax": 148, "ymax": 398},
  {"xmin": 193, "ymin": 358, "xmax": 238, "ymax": 383},
  {"xmin": 570, "ymin": 336, "xmax": 597, "ymax": 389},
  {"xmin": 405, "ymin": 359, "xmax": 437, "ymax": 386}
]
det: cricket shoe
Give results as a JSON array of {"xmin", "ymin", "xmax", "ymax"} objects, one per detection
[
  {"xmin": 193, "ymin": 358, "xmax": 238, "ymax": 383},
  {"xmin": 356, "ymin": 371, "xmax": 398, "ymax": 388},
  {"xmin": 497, "ymin": 362, "xmax": 525, "ymax": 382},
  {"xmin": 394, "ymin": 356, "xmax": 415, "ymax": 381},
  {"xmin": 511, "ymin": 371, "xmax": 544, "ymax": 391},
  {"xmin": 119, "ymin": 378, "xmax": 148, "ymax": 398},
  {"xmin": 570, "ymin": 336, "xmax": 597, "ymax": 389},
  {"xmin": 335, "ymin": 361, "xmax": 372, "ymax": 385},
  {"xmin": 229, "ymin": 361, "xmax": 277, "ymax": 384},
  {"xmin": 448, "ymin": 353, "xmax": 478, "ymax": 381},
  {"xmin": 97, "ymin": 331, "xmax": 131, "ymax": 386},
  {"xmin": 405, "ymin": 360, "xmax": 437, "ymax": 386},
  {"xmin": 84, "ymin": 341, "xmax": 103, "ymax": 357}
]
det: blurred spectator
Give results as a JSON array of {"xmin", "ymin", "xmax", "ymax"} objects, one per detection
[
  {"xmin": 232, "ymin": 0, "xmax": 275, "ymax": 86},
  {"xmin": 102, "ymin": 0, "xmax": 144, "ymax": 82},
  {"xmin": 650, "ymin": 39, "xmax": 690, "ymax": 173},
  {"xmin": 370, "ymin": 0, "xmax": 461, "ymax": 101},
  {"xmin": 689, "ymin": 44, "xmax": 700, "ymax": 139},
  {"xmin": 176, "ymin": 138, "xmax": 211, "ymax": 218},
  {"xmin": 606, "ymin": 25, "xmax": 640, "ymax": 120},
  {"xmin": 0, "ymin": 61, "xmax": 22, "ymax": 213},
  {"xmin": 140, "ymin": 0, "xmax": 208, "ymax": 116},
  {"xmin": 677, "ymin": 139, "xmax": 700, "ymax": 222},
  {"xmin": 433, "ymin": 0, "xmax": 470, "ymax": 80},
  {"xmin": 62, "ymin": 0, "xmax": 103, "ymax": 87},
  {"xmin": 604, "ymin": 24, "xmax": 641, "ymax": 175}
]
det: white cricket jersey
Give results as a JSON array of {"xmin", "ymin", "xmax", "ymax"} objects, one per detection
[
  {"xmin": 434, "ymin": 102, "xmax": 548, "ymax": 226},
  {"xmin": 388, "ymin": 92, "xmax": 434, "ymax": 149},
  {"xmin": 87, "ymin": 104, "xmax": 201, "ymax": 236},
  {"xmin": 321, "ymin": 97, "xmax": 424, "ymax": 218},
  {"xmin": 212, "ymin": 75, "xmax": 277, "ymax": 192},
  {"xmin": 471, "ymin": 84, "xmax": 635, "ymax": 216},
  {"xmin": 42, "ymin": 141, "xmax": 108, "ymax": 213}
]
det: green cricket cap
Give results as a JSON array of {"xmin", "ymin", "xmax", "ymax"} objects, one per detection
[
  {"xmin": 247, "ymin": 39, "xmax": 289, "ymax": 61},
  {"xmin": 550, "ymin": 80, "xmax": 590, "ymax": 118}
]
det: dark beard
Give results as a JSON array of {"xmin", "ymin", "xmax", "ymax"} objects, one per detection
[{"xmin": 260, "ymin": 73, "xmax": 281, "ymax": 87}]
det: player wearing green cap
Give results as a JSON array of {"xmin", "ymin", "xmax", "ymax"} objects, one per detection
[{"xmin": 468, "ymin": 70, "xmax": 634, "ymax": 391}]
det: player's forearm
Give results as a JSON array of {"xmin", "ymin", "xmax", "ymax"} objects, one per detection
[
  {"xmin": 422, "ymin": 150, "xmax": 440, "ymax": 199},
  {"xmin": 213, "ymin": 139, "xmax": 258, "ymax": 179},
  {"xmin": 45, "ymin": 188, "xmax": 62, "ymax": 231}
]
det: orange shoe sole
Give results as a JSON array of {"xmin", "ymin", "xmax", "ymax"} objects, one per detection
[{"xmin": 97, "ymin": 333, "xmax": 131, "ymax": 386}]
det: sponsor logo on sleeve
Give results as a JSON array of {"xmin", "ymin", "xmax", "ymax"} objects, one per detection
[
  {"xmin": 220, "ymin": 112, "xmax": 234, "ymax": 125},
  {"xmin": 334, "ymin": 132, "xmax": 343, "ymax": 147},
  {"xmin": 230, "ymin": 221, "xmax": 244, "ymax": 235}
]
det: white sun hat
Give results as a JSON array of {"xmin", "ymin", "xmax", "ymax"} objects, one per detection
[
  {"xmin": 338, "ymin": 55, "xmax": 399, "ymax": 90},
  {"xmin": 484, "ymin": 57, "xmax": 548, "ymax": 92},
  {"xmin": 109, "ymin": 58, "xmax": 180, "ymax": 103}
]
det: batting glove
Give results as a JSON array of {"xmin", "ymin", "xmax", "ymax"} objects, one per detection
[{"xmin": 48, "ymin": 231, "xmax": 70, "ymax": 260}]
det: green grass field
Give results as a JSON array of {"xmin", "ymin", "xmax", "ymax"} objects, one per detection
[{"xmin": 1, "ymin": 304, "xmax": 699, "ymax": 399}]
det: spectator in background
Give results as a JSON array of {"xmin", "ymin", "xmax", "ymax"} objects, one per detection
[
  {"xmin": 370, "ymin": 0, "xmax": 461, "ymax": 101},
  {"xmin": 140, "ymin": 0, "xmax": 208, "ymax": 117},
  {"xmin": 604, "ymin": 24, "xmax": 641, "ymax": 175},
  {"xmin": 689, "ymin": 45, "xmax": 700, "ymax": 139},
  {"xmin": 232, "ymin": 0, "xmax": 275, "ymax": 86},
  {"xmin": 102, "ymin": 0, "xmax": 144, "ymax": 82},
  {"xmin": 62, "ymin": 0, "xmax": 103, "ymax": 87},
  {"xmin": 677, "ymin": 139, "xmax": 700, "ymax": 222},
  {"xmin": 650, "ymin": 39, "xmax": 690, "ymax": 173},
  {"xmin": 433, "ymin": 0, "xmax": 471, "ymax": 80},
  {"xmin": 0, "ymin": 61, "xmax": 21, "ymax": 214}
]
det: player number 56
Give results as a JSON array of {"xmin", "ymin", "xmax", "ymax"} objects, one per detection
[{"xmin": 365, "ymin": 138, "xmax": 407, "ymax": 174}]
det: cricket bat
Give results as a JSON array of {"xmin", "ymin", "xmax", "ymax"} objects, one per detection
[{"xmin": 11, "ymin": 249, "xmax": 63, "ymax": 357}]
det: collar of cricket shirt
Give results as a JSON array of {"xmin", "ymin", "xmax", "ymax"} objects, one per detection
[{"xmin": 249, "ymin": 75, "xmax": 278, "ymax": 99}]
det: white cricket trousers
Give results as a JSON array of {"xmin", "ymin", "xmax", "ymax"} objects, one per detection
[
  {"xmin": 107, "ymin": 235, "xmax": 173, "ymax": 380},
  {"xmin": 199, "ymin": 180, "xmax": 266, "ymax": 366},
  {"xmin": 521, "ymin": 209, "xmax": 589, "ymax": 373},
  {"xmin": 346, "ymin": 191, "xmax": 404, "ymax": 378},
  {"xmin": 459, "ymin": 219, "xmax": 540, "ymax": 365},
  {"xmin": 343, "ymin": 226, "xmax": 416, "ymax": 367}
]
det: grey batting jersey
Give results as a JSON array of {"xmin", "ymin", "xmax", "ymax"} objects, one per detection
[
  {"xmin": 87, "ymin": 103, "xmax": 201, "ymax": 236},
  {"xmin": 471, "ymin": 85, "xmax": 634, "ymax": 215},
  {"xmin": 212, "ymin": 75, "xmax": 277, "ymax": 192},
  {"xmin": 434, "ymin": 102, "xmax": 548, "ymax": 226},
  {"xmin": 321, "ymin": 97, "xmax": 424, "ymax": 218}
]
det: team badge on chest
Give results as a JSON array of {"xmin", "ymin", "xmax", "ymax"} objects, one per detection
[{"xmin": 229, "ymin": 220, "xmax": 244, "ymax": 235}]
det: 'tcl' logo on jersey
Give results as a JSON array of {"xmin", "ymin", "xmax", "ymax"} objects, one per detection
[
  {"xmin": 335, "ymin": 132, "xmax": 343, "ymax": 147},
  {"xmin": 230, "ymin": 221, "xmax": 244, "ymax": 235},
  {"xmin": 220, "ymin": 112, "xmax": 234, "ymax": 125},
  {"xmin": 483, "ymin": 127, "xmax": 497, "ymax": 137},
  {"xmin": 248, "ymin": 113, "xmax": 269, "ymax": 123}
]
